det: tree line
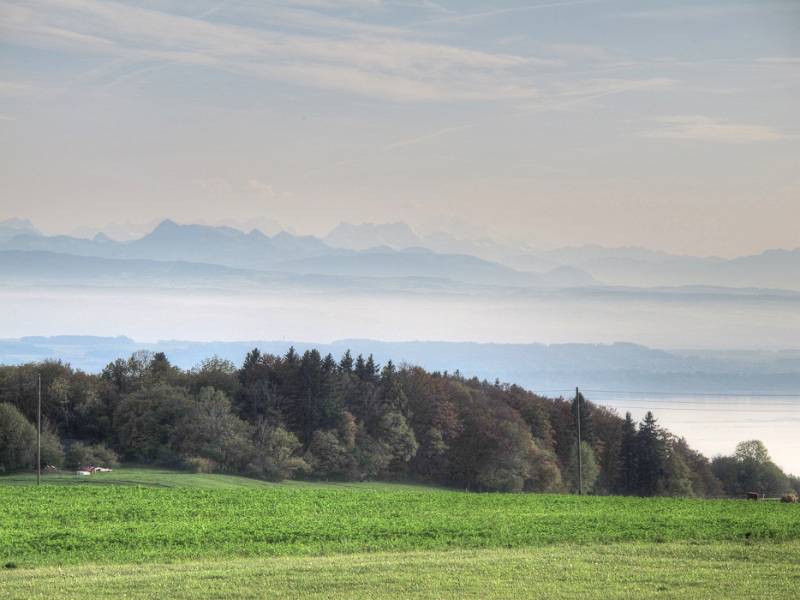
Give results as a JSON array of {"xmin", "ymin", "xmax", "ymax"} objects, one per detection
[{"xmin": 0, "ymin": 349, "xmax": 797, "ymax": 496}]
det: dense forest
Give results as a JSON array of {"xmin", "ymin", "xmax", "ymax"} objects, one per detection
[{"xmin": 0, "ymin": 349, "xmax": 797, "ymax": 497}]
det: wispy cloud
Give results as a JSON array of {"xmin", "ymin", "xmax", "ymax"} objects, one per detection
[
  {"xmin": 417, "ymin": 0, "xmax": 609, "ymax": 25},
  {"xmin": 0, "ymin": 0, "xmax": 554, "ymax": 102},
  {"xmin": 385, "ymin": 123, "xmax": 477, "ymax": 150},
  {"xmin": 545, "ymin": 44, "xmax": 615, "ymax": 62},
  {"xmin": 192, "ymin": 177, "xmax": 233, "ymax": 195},
  {"xmin": 554, "ymin": 77, "xmax": 675, "ymax": 99},
  {"xmin": 621, "ymin": 1, "xmax": 799, "ymax": 21},
  {"xmin": 640, "ymin": 116, "xmax": 791, "ymax": 143},
  {"xmin": 282, "ymin": 0, "xmax": 383, "ymax": 8},
  {"xmin": 248, "ymin": 179, "xmax": 275, "ymax": 199},
  {"xmin": 0, "ymin": 80, "xmax": 34, "ymax": 96},
  {"xmin": 305, "ymin": 76, "xmax": 676, "ymax": 176},
  {"xmin": 756, "ymin": 57, "xmax": 800, "ymax": 65}
]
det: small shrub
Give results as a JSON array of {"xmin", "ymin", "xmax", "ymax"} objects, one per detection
[
  {"xmin": 0, "ymin": 403, "xmax": 36, "ymax": 472},
  {"xmin": 185, "ymin": 456, "xmax": 216, "ymax": 474},
  {"xmin": 65, "ymin": 443, "xmax": 119, "ymax": 470}
]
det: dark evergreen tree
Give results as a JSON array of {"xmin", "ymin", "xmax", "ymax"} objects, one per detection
[
  {"xmin": 298, "ymin": 350, "xmax": 324, "ymax": 444},
  {"xmin": 148, "ymin": 352, "xmax": 175, "ymax": 382},
  {"xmin": 238, "ymin": 348, "xmax": 265, "ymax": 388},
  {"xmin": 339, "ymin": 350, "xmax": 354, "ymax": 373},
  {"xmin": 322, "ymin": 353, "xmax": 337, "ymax": 374},
  {"xmin": 354, "ymin": 354, "xmax": 367, "ymax": 380},
  {"xmin": 320, "ymin": 354, "xmax": 344, "ymax": 431},
  {"xmin": 284, "ymin": 346, "xmax": 299, "ymax": 365},
  {"xmin": 235, "ymin": 348, "xmax": 273, "ymax": 421},
  {"xmin": 635, "ymin": 411, "xmax": 666, "ymax": 496},
  {"xmin": 364, "ymin": 355, "xmax": 379, "ymax": 383},
  {"xmin": 571, "ymin": 390, "xmax": 594, "ymax": 445},
  {"xmin": 371, "ymin": 361, "xmax": 408, "ymax": 420},
  {"xmin": 614, "ymin": 412, "xmax": 638, "ymax": 495}
]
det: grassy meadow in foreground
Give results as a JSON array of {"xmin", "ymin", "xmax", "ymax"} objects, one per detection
[
  {"xmin": 1, "ymin": 469, "xmax": 798, "ymax": 567},
  {"xmin": 1, "ymin": 468, "xmax": 798, "ymax": 599},
  {"xmin": 3, "ymin": 543, "xmax": 799, "ymax": 600}
]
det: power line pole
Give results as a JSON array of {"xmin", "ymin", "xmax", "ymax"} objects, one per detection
[
  {"xmin": 37, "ymin": 373, "xmax": 41, "ymax": 486},
  {"xmin": 575, "ymin": 386, "xmax": 582, "ymax": 496}
]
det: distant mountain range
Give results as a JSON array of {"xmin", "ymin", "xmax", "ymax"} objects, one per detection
[
  {"xmin": 3, "ymin": 219, "xmax": 333, "ymax": 266},
  {"xmin": 0, "ymin": 220, "xmax": 595, "ymax": 289},
  {"xmin": 325, "ymin": 222, "xmax": 422, "ymax": 250},
  {"xmin": 323, "ymin": 222, "xmax": 800, "ymax": 291},
  {"xmin": 0, "ymin": 218, "xmax": 40, "ymax": 242},
  {"xmin": 0, "ymin": 249, "xmax": 580, "ymax": 293},
  {"xmin": 1, "ymin": 218, "xmax": 798, "ymax": 291},
  {"xmin": 563, "ymin": 249, "xmax": 800, "ymax": 290},
  {"xmin": 325, "ymin": 221, "xmax": 554, "ymax": 270}
]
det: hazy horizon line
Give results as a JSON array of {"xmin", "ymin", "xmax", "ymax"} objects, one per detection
[{"xmin": 3, "ymin": 214, "xmax": 798, "ymax": 261}]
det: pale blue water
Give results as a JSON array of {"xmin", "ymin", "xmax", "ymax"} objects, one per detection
[{"xmin": 588, "ymin": 393, "xmax": 800, "ymax": 476}]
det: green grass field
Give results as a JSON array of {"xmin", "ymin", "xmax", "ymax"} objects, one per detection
[
  {"xmin": 0, "ymin": 467, "xmax": 439, "ymax": 491},
  {"xmin": 4, "ymin": 544, "xmax": 799, "ymax": 599},
  {"xmin": 1, "ymin": 468, "xmax": 798, "ymax": 598}
]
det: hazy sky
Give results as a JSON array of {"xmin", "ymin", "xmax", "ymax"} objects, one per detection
[{"xmin": 1, "ymin": 0, "xmax": 799, "ymax": 256}]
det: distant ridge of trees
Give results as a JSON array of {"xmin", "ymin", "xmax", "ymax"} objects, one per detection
[{"xmin": 0, "ymin": 349, "xmax": 797, "ymax": 497}]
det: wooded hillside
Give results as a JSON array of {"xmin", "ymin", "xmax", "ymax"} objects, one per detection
[{"xmin": 1, "ymin": 349, "xmax": 796, "ymax": 496}]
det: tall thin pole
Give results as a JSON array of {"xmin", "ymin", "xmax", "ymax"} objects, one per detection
[
  {"xmin": 575, "ymin": 386, "xmax": 582, "ymax": 496},
  {"xmin": 37, "ymin": 373, "xmax": 41, "ymax": 486}
]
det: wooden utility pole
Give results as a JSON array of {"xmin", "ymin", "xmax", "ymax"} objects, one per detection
[
  {"xmin": 37, "ymin": 373, "xmax": 42, "ymax": 486},
  {"xmin": 575, "ymin": 387, "xmax": 582, "ymax": 495}
]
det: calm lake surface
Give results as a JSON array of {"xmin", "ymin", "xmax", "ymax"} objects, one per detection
[{"xmin": 3, "ymin": 286, "xmax": 800, "ymax": 349}]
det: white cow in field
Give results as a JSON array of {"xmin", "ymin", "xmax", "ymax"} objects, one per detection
[{"xmin": 76, "ymin": 470, "xmax": 91, "ymax": 476}]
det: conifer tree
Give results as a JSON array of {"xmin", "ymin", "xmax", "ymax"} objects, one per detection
[
  {"xmin": 354, "ymin": 354, "xmax": 367, "ymax": 380},
  {"xmin": 615, "ymin": 412, "xmax": 638, "ymax": 494},
  {"xmin": 339, "ymin": 350, "xmax": 354, "ymax": 373},
  {"xmin": 364, "ymin": 355, "xmax": 379, "ymax": 383},
  {"xmin": 239, "ymin": 348, "xmax": 262, "ymax": 385},
  {"xmin": 571, "ymin": 390, "xmax": 594, "ymax": 445},
  {"xmin": 635, "ymin": 411, "xmax": 666, "ymax": 496},
  {"xmin": 284, "ymin": 346, "xmax": 299, "ymax": 365}
]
